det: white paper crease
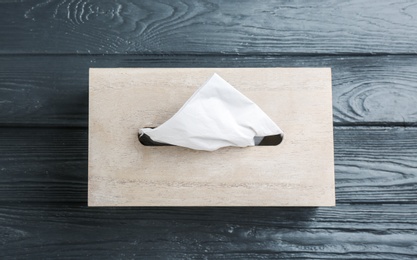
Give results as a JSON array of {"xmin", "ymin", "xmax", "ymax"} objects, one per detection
[{"xmin": 139, "ymin": 73, "xmax": 283, "ymax": 151}]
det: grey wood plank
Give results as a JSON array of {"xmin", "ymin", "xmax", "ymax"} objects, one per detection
[
  {"xmin": 1, "ymin": 55, "xmax": 417, "ymax": 127},
  {"xmin": 0, "ymin": 126, "xmax": 416, "ymax": 204},
  {"xmin": 0, "ymin": 203, "xmax": 416, "ymax": 259},
  {"xmin": 1, "ymin": 0, "xmax": 417, "ymax": 54},
  {"xmin": 335, "ymin": 126, "xmax": 417, "ymax": 203}
]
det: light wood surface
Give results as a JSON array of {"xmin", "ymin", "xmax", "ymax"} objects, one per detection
[{"xmin": 88, "ymin": 68, "xmax": 334, "ymax": 206}]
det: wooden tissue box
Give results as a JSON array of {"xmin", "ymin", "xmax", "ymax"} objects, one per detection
[{"xmin": 88, "ymin": 68, "xmax": 335, "ymax": 206}]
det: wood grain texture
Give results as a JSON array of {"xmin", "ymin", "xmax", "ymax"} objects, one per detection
[
  {"xmin": 336, "ymin": 126, "xmax": 417, "ymax": 204},
  {"xmin": 0, "ymin": 204, "xmax": 416, "ymax": 259},
  {"xmin": 0, "ymin": 0, "xmax": 415, "ymax": 257},
  {"xmin": 0, "ymin": 127, "xmax": 415, "ymax": 204},
  {"xmin": 1, "ymin": 55, "xmax": 417, "ymax": 127},
  {"xmin": 88, "ymin": 68, "xmax": 335, "ymax": 206},
  {"xmin": 1, "ymin": 0, "xmax": 417, "ymax": 54},
  {"xmin": 0, "ymin": 128, "xmax": 87, "ymax": 203}
]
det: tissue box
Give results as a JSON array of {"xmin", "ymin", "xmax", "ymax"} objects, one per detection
[{"xmin": 89, "ymin": 68, "xmax": 335, "ymax": 206}]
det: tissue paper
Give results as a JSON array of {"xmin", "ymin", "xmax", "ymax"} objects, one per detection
[{"xmin": 139, "ymin": 73, "xmax": 283, "ymax": 151}]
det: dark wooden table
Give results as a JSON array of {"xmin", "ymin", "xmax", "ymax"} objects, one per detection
[{"xmin": 1, "ymin": 1, "xmax": 416, "ymax": 259}]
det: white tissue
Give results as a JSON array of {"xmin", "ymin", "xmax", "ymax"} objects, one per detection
[{"xmin": 139, "ymin": 73, "xmax": 283, "ymax": 151}]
